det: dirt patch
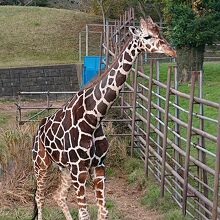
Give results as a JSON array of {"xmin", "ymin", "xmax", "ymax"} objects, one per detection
[
  {"xmin": 106, "ymin": 176, "xmax": 161, "ymax": 220},
  {"xmin": 69, "ymin": 174, "xmax": 162, "ymax": 220}
]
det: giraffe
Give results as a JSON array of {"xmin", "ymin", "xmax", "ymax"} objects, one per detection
[{"xmin": 32, "ymin": 17, "xmax": 176, "ymax": 220}]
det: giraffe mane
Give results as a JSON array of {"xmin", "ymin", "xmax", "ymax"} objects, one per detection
[{"xmin": 80, "ymin": 35, "xmax": 133, "ymax": 91}]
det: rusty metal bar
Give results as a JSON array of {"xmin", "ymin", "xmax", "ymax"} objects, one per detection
[
  {"xmin": 105, "ymin": 21, "xmax": 110, "ymax": 68},
  {"xmin": 79, "ymin": 32, "xmax": 82, "ymax": 62},
  {"xmin": 182, "ymin": 71, "xmax": 198, "ymax": 215},
  {"xmin": 212, "ymin": 104, "xmax": 220, "ymax": 220},
  {"xmin": 137, "ymin": 70, "xmax": 219, "ymax": 109},
  {"xmin": 144, "ymin": 60, "xmax": 154, "ymax": 177},
  {"xmin": 85, "ymin": 24, "xmax": 89, "ymax": 56},
  {"xmin": 160, "ymin": 66, "xmax": 172, "ymax": 197},
  {"xmin": 130, "ymin": 58, "xmax": 138, "ymax": 157}
]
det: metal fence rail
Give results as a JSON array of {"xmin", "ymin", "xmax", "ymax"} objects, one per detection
[{"xmin": 100, "ymin": 9, "xmax": 220, "ymax": 220}]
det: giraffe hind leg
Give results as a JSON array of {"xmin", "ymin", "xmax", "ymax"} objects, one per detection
[
  {"xmin": 32, "ymin": 139, "xmax": 51, "ymax": 220},
  {"xmin": 53, "ymin": 168, "xmax": 73, "ymax": 220}
]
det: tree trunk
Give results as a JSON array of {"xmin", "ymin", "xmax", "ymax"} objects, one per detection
[{"xmin": 177, "ymin": 45, "xmax": 205, "ymax": 83}]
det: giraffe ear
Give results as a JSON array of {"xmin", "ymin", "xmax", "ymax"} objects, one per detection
[{"xmin": 129, "ymin": 26, "xmax": 140, "ymax": 37}]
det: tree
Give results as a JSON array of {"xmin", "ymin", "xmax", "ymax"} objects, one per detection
[
  {"xmin": 133, "ymin": 0, "xmax": 164, "ymax": 26},
  {"xmin": 163, "ymin": 0, "xmax": 220, "ymax": 82}
]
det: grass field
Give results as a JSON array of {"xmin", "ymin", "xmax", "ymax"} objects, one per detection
[{"xmin": 0, "ymin": 6, "xmax": 99, "ymax": 67}]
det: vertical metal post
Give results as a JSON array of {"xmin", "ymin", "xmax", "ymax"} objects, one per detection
[
  {"xmin": 160, "ymin": 66, "xmax": 172, "ymax": 197},
  {"xmin": 144, "ymin": 60, "xmax": 154, "ymax": 177},
  {"xmin": 47, "ymin": 91, "xmax": 50, "ymax": 116},
  {"xmin": 106, "ymin": 21, "xmax": 109, "ymax": 68},
  {"xmin": 182, "ymin": 71, "xmax": 198, "ymax": 215},
  {"xmin": 79, "ymin": 32, "xmax": 82, "ymax": 62},
  {"xmin": 85, "ymin": 24, "xmax": 89, "ymax": 56},
  {"xmin": 198, "ymin": 70, "xmax": 209, "ymax": 218},
  {"xmin": 99, "ymin": 32, "xmax": 103, "ymax": 75},
  {"xmin": 130, "ymin": 58, "xmax": 138, "ymax": 157},
  {"xmin": 156, "ymin": 60, "xmax": 161, "ymax": 178},
  {"xmin": 174, "ymin": 65, "xmax": 181, "ymax": 200},
  {"xmin": 212, "ymin": 104, "xmax": 220, "ymax": 220}
]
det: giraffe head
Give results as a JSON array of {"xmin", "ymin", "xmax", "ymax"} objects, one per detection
[{"xmin": 129, "ymin": 17, "xmax": 176, "ymax": 57}]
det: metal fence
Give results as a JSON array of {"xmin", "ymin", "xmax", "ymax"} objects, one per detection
[
  {"xmin": 15, "ymin": 8, "xmax": 220, "ymax": 219},
  {"xmin": 100, "ymin": 9, "xmax": 220, "ymax": 220}
]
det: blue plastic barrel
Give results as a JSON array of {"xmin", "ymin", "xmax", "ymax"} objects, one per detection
[{"xmin": 82, "ymin": 56, "xmax": 105, "ymax": 86}]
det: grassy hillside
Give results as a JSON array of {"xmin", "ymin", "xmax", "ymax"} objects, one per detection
[{"xmin": 0, "ymin": 6, "xmax": 99, "ymax": 67}]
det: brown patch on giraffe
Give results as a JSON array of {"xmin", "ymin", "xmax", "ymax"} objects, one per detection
[
  {"xmin": 54, "ymin": 138, "xmax": 63, "ymax": 150},
  {"xmin": 51, "ymin": 150, "xmax": 60, "ymax": 161},
  {"xmin": 71, "ymin": 165, "xmax": 78, "ymax": 175},
  {"xmin": 110, "ymin": 70, "xmax": 115, "ymax": 76},
  {"xmin": 94, "ymin": 125, "xmax": 104, "ymax": 138},
  {"xmin": 124, "ymin": 51, "xmax": 132, "ymax": 62},
  {"xmin": 85, "ymin": 94, "xmax": 96, "ymax": 111},
  {"xmin": 46, "ymin": 146, "xmax": 52, "ymax": 154},
  {"xmin": 69, "ymin": 149, "xmax": 79, "ymax": 162},
  {"xmin": 51, "ymin": 123, "xmax": 59, "ymax": 134},
  {"xmin": 97, "ymin": 101, "xmax": 108, "ymax": 116},
  {"xmin": 96, "ymin": 190, "xmax": 102, "ymax": 199},
  {"xmin": 69, "ymin": 127, "xmax": 79, "ymax": 146},
  {"xmin": 47, "ymin": 129, "xmax": 53, "ymax": 141},
  {"xmin": 79, "ymin": 134, "xmax": 92, "ymax": 149},
  {"xmin": 45, "ymin": 120, "xmax": 52, "ymax": 131},
  {"xmin": 54, "ymin": 110, "xmax": 65, "ymax": 121},
  {"xmin": 122, "ymin": 63, "xmax": 132, "ymax": 72},
  {"xmin": 104, "ymin": 87, "xmax": 116, "ymax": 103},
  {"xmin": 74, "ymin": 106, "xmax": 85, "ymax": 124},
  {"xmin": 151, "ymin": 48, "xmax": 157, "ymax": 53},
  {"xmin": 108, "ymin": 78, "xmax": 113, "ymax": 85},
  {"xmin": 95, "ymin": 139, "xmax": 108, "ymax": 157},
  {"xmin": 51, "ymin": 142, "xmax": 57, "ymax": 149},
  {"xmin": 127, "ymin": 42, "xmax": 132, "ymax": 50},
  {"xmin": 85, "ymin": 87, "xmax": 93, "ymax": 97},
  {"xmin": 61, "ymin": 151, "xmax": 68, "ymax": 165},
  {"xmin": 57, "ymin": 126, "xmax": 64, "ymax": 139},
  {"xmin": 101, "ymin": 76, "xmax": 108, "ymax": 89},
  {"xmin": 78, "ymin": 172, "xmax": 87, "ymax": 184},
  {"xmin": 116, "ymin": 71, "xmax": 126, "ymax": 87},
  {"xmin": 131, "ymin": 49, "xmax": 135, "ymax": 56},
  {"xmin": 63, "ymin": 110, "xmax": 72, "ymax": 130},
  {"xmin": 85, "ymin": 114, "xmax": 97, "ymax": 126},
  {"xmin": 91, "ymin": 157, "xmax": 99, "ymax": 166},
  {"xmin": 94, "ymin": 85, "xmax": 101, "ymax": 100},
  {"xmin": 79, "ymin": 120, "xmax": 94, "ymax": 134},
  {"xmin": 146, "ymin": 44, "xmax": 151, "ymax": 49}
]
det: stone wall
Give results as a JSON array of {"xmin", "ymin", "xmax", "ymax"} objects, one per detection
[{"xmin": 0, "ymin": 64, "xmax": 81, "ymax": 98}]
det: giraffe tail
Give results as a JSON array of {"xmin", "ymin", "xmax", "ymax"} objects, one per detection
[{"xmin": 32, "ymin": 187, "xmax": 38, "ymax": 220}]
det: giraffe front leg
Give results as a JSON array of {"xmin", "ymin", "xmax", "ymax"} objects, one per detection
[
  {"xmin": 53, "ymin": 168, "xmax": 73, "ymax": 220},
  {"xmin": 71, "ymin": 165, "xmax": 90, "ymax": 220},
  {"xmin": 91, "ymin": 166, "xmax": 108, "ymax": 220}
]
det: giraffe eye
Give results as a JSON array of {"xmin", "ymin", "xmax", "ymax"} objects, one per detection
[{"xmin": 143, "ymin": 36, "xmax": 152, "ymax": 40}]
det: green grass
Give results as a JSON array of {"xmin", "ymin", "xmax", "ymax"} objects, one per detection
[
  {"xmin": 0, "ymin": 199, "xmax": 122, "ymax": 220},
  {"xmin": 0, "ymin": 113, "xmax": 10, "ymax": 126},
  {"xmin": 123, "ymin": 158, "xmax": 191, "ymax": 220},
  {"xmin": 0, "ymin": 6, "xmax": 99, "ymax": 68}
]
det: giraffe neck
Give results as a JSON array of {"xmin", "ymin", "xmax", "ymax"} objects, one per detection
[{"xmin": 84, "ymin": 37, "xmax": 140, "ymax": 123}]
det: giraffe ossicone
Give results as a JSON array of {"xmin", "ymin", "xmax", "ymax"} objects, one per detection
[{"xmin": 32, "ymin": 17, "xmax": 176, "ymax": 220}]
